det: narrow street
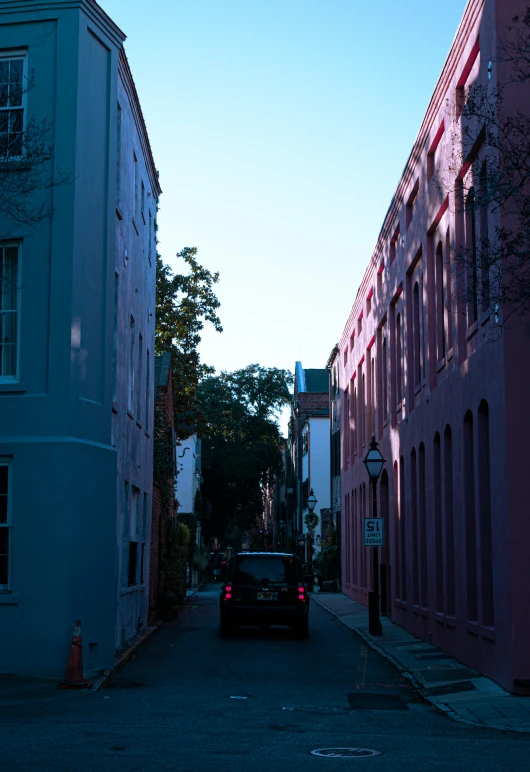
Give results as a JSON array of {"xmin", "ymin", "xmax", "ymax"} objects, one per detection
[{"xmin": 1, "ymin": 586, "xmax": 527, "ymax": 771}]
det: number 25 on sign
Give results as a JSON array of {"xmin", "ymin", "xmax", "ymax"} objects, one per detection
[{"xmin": 364, "ymin": 518, "xmax": 384, "ymax": 547}]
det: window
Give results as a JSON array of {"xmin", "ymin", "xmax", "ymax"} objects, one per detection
[
  {"xmin": 396, "ymin": 312, "xmax": 403, "ymax": 404},
  {"xmin": 464, "ymin": 410, "xmax": 477, "ymax": 621},
  {"xmin": 436, "ymin": 241, "xmax": 446, "ymax": 360},
  {"xmin": 349, "ymin": 331, "xmax": 355, "ymax": 352},
  {"xmin": 112, "ymin": 273, "xmax": 119, "ymax": 403},
  {"xmin": 133, "ymin": 153, "xmax": 138, "ymax": 222},
  {"xmin": 128, "ymin": 317, "xmax": 135, "ymax": 413},
  {"xmin": 366, "ymin": 288, "xmax": 373, "ymax": 316},
  {"xmin": 343, "ymin": 347, "xmax": 347, "ymax": 366},
  {"xmin": 382, "ymin": 336, "xmax": 388, "ymax": 422},
  {"xmin": 357, "ymin": 312, "xmax": 363, "ymax": 335},
  {"xmin": 127, "ymin": 486, "xmax": 140, "ymax": 587},
  {"xmin": 127, "ymin": 541, "xmax": 138, "ymax": 587},
  {"xmin": 141, "ymin": 492, "xmax": 148, "ymax": 585},
  {"xmin": 0, "ymin": 244, "xmax": 19, "ymax": 379},
  {"xmin": 390, "ymin": 227, "xmax": 399, "ymax": 264},
  {"xmin": 116, "ymin": 103, "xmax": 122, "ymax": 206},
  {"xmin": 465, "ymin": 188, "xmax": 478, "ymax": 325},
  {"xmin": 413, "ymin": 282, "xmax": 421, "ymax": 387},
  {"xmin": 145, "ymin": 350, "xmax": 150, "ymax": 430},
  {"xmin": 137, "ymin": 333, "xmax": 143, "ymax": 419},
  {"xmin": 479, "ymin": 162, "xmax": 490, "ymax": 312},
  {"xmin": 0, "ymin": 461, "xmax": 11, "ymax": 591},
  {"xmin": 148, "ymin": 210, "xmax": 153, "ymax": 263},
  {"xmin": 406, "ymin": 180, "xmax": 419, "ymax": 229},
  {"xmin": 427, "ymin": 120, "xmax": 444, "ymax": 181},
  {"xmin": 121, "ymin": 482, "xmax": 130, "ymax": 588},
  {"xmin": 0, "ymin": 55, "xmax": 24, "ymax": 159}
]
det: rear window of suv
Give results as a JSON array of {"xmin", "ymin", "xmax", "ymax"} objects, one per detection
[{"xmin": 233, "ymin": 556, "xmax": 299, "ymax": 586}]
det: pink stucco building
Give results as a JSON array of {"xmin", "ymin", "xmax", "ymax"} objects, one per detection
[{"xmin": 337, "ymin": 0, "xmax": 530, "ymax": 693}]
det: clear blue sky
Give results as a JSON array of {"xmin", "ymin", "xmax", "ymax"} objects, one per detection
[{"xmin": 101, "ymin": 0, "xmax": 467, "ymax": 427}]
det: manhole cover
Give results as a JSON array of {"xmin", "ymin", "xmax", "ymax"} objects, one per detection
[
  {"xmin": 348, "ymin": 693, "xmax": 408, "ymax": 711},
  {"xmin": 311, "ymin": 748, "xmax": 381, "ymax": 758}
]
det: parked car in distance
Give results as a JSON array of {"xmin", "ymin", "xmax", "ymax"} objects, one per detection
[{"xmin": 219, "ymin": 551, "xmax": 309, "ymax": 638}]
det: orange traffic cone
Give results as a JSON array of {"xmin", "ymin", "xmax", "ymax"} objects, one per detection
[{"xmin": 57, "ymin": 619, "xmax": 92, "ymax": 690}]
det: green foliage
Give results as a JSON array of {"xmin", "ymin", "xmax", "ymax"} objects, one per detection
[
  {"xmin": 153, "ymin": 403, "xmax": 175, "ymax": 517},
  {"xmin": 159, "ymin": 521, "xmax": 190, "ymax": 618},
  {"xmin": 198, "ymin": 365, "xmax": 293, "ymax": 540},
  {"xmin": 155, "ymin": 246, "xmax": 222, "ymax": 439},
  {"xmin": 178, "ymin": 513, "xmax": 197, "ymax": 573},
  {"xmin": 314, "ymin": 544, "xmax": 340, "ymax": 582}
]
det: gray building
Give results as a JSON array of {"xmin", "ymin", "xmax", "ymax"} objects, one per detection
[{"xmin": 0, "ymin": 0, "xmax": 161, "ymax": 678}]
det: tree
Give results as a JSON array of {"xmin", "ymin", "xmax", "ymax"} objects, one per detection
[
  {"xmin": 155, "ymin": 246, "xmax": 222, "ymax": 439},
  {"xmin": 1, "ymin": 67, "xmax": 70, "ymax": 236},
  {"xmin": 197, "ymin": 365, "xmax": 293, "ymax": 541},
  {"xmin": 442, "ymin": 10, "xmax": 530, "ymax": 327}
]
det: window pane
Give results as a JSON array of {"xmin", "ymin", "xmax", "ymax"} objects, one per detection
[
  {"xmin": 0, "ymin": 83, "xmax": 8, "ymax": 108},
  {"xmin": 0, "ymin": 466, "xmax": 7, "ymax": 494},
  {"xmin": 9, "ymin": 59, "xmax": 23, "ymax": 85},
  {"xmin": 0, "ymin": 61, "xmax": 9, "ymax": 84},
  {"xmin": 0, "ymin": 496, "xmax": 7, "ymax": 524},
  {"xmin": 127, "ymin": 541, "xmax": 138, "ymax": 586},
  {"xmin": 0, "ymin": 528, "xmax": 8, "ymax": 588}
]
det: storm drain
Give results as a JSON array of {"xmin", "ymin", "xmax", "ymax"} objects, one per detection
[
  {"xmin": 283, "ymin": 706, "xmax": 351, "ymax": 715},
  {"xmin": 311, "ymin": 748, "xmax": 381, "ymax": 758}
]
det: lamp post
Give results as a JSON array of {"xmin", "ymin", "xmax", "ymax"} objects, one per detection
[{"xmin": 363, "ymin": 435, "xmax": 385, "ymax": 636}]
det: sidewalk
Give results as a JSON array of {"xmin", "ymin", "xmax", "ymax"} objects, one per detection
[{"xmin": 311, "ymin": 591, "xmax": 530, "ymax": 733}]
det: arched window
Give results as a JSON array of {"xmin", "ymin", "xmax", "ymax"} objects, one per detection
[
  {"xmin": 464, "ymin": 409, "xmax": 477, "ymax": 621},
  {"xmin": 399, "ymin": 456, "xmax": 407, "ymax": 601},
  {"xmin": 411, "ymin": 448, "xmax": 419, "ymax": 605},
  {"xmin": 418, "ymin": 443, "xmax": 428, "ymax": 608},
  {"xmin": 478, "ymin": 400, "xmax": 494, "ymax": 626},
  {"xmin": 434, "ymin": 432, "xmax": 443, "ymax": 612},
  {"xmin": 444, "ymin": 425, "xmax": 455, "ymax": 616}
]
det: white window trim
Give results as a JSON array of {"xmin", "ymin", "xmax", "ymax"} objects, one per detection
[
  {"xmin": 0, "ymin": 459, "xmax": 12, "ymax": 592},
  {"xmin": 0, "ymin": 242, "xmax": 21, "ymax": 383},
  {"xmin": 0, "ymin": 50, "xmax": 28, "ymax": 162}
]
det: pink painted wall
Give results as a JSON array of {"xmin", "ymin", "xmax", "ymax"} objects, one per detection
[{"xmin": 338, "ymin": 0, "xmax": 530, "ymax": 693}]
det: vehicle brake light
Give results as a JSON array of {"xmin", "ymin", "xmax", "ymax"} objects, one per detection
[
  {"xmin": 298, "ymin": 594, "xmax": 306, "ymax": 600},
  {"xmin": 225, "ymin": 586, "xmax": 232, "ymax": 592},
  {"xmin": 224, "ymin": 592, "xmax": 232, "ymax": 600},
  {"xmin": 298, "ymin": 587, "xmax": 305, "ymax": 593}
]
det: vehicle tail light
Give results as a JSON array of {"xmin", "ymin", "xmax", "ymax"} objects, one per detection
[
  {"xmin": 298, "ymin": 594, "xmax": 305, "ymax": 601},
  {"xmin": 298, "ymin": 587, "xmax": 305, "ymax": 593},
  {"xmin": 225, "ymin": 585, "xmax": 232, "ymax": 592},
  {"xmin": 224, "ymin": 592, "xmax": 232, "ymax": 600}
]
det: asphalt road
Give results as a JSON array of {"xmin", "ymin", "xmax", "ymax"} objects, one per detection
[{"xmin": 1, "ymin": 585, "xmax": 527, "ymax": 771}]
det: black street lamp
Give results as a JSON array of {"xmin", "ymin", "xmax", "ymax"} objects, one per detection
[{"xmin": 363, "ymin": 435, "xmax": 385, "ymax": 636}]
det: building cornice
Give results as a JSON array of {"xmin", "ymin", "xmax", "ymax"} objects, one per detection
[
  {"xmin": 0, "ymin": 1, "xmax": 126, "ymax": 48},
  {"xmin": 119, "ymin": 49, "xmax": 162, "ymax": 198},
  {"xmin": 340, "ymin": 0, "xmax": 485, "ymax": 350}
]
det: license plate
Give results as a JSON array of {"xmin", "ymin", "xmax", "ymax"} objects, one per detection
[{"xmin": 257, "ymin": 592, "xmax": 276, "ymax": 601}]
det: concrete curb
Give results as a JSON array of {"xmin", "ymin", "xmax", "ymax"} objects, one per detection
[{"xmin": 310, "ymin": 594, "xmax": 530, "ymax": 734}]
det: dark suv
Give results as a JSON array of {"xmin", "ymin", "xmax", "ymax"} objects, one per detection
[{"xmin": 219, "ymin": 551, "xmax": 309, "ymax": 638}]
